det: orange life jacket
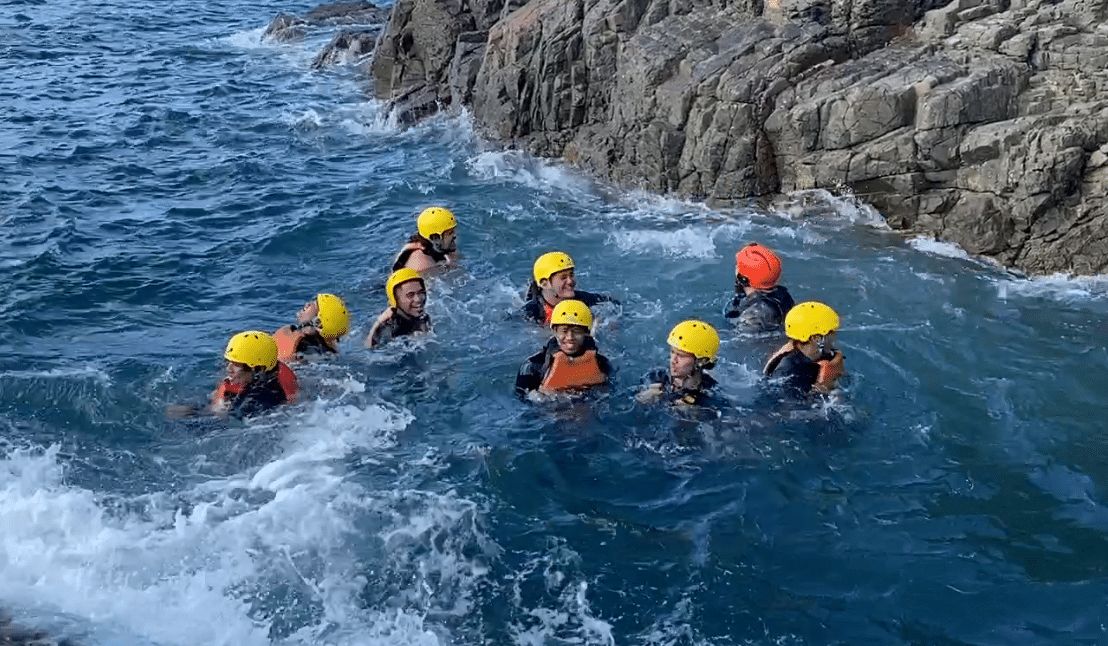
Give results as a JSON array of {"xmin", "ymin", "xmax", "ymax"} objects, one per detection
[
  {"xmin": 817, "ymin": 351, "xmax": 844, "ymax": 388},
  {"xmin": 273, "ymin": 325, "xmax": 335, "ymax": 363},
  {"xmin": 540, "ymin": 350, "xmax": 606, "ymax": 392},
  {"xmin": 763, "ymin": 341, "xmax": 843, "ymax": 390},
  {"xmin": 763, "ymin": 341, "xmax": 796, "ymax": 376},
  {"xmin": 542, "ymin": 301, "xmax": 555, "ymax": 326},
  {"xmin": 274, "ymin": 325, "xmax": 308, "ymax": 363},
  {"xmin": 211, "ymin": 362, "xmax": 299, "ymax": 407}
]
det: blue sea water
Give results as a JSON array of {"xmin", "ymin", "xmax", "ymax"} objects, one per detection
[{"xmin": 3, "ymin": 0, "xmax": 1108, "ymax": 644}]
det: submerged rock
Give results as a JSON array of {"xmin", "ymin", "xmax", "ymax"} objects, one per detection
[
  {"xmin": 358, "ymin": 0, "xmax": 1108, "ymax": 275},
  {"xmin": 263, "ymin": 1, "xmax": 390, "ymax": 43},
  {"xmin": 311, "ymin": 29, "xmax": 380, "ymax": 68},
  {"xmin": 0, "ymin": 614, "xmax": 73, "ymax": 646}
]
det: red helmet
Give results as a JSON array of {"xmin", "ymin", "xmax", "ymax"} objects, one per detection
[{"xmin": 735, "ymin": 243, "xmax": 782, "ymax": 290}]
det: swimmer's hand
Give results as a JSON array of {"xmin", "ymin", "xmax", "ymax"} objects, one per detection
[
  {"xmin": 165, "ymin": 404, "xmax": 201, "ymax": 419},
  {"xmin": 635, "ymin": 383, "xmax": 663, "ymax": 405}
]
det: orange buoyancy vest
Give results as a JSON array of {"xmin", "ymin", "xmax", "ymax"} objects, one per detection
[
  {"xmin": 211, "ymin": 362, "xmax": 299, "ymax": 407},
  {"xmin": 816, "ymin": 351, "xmax": 845, "ymax": 389},
  {"xmin": 763, "ymin": 341, "xmax": 844, "ymax": 390},
  {"xmin": 540, "ymin": 350, "xmax": 607, "ymax": 392},
  {"xmin": 542, "ymin": 301, "xmax": 555, "ymax": 326},
  {"xmin": 274, "ymin": 325, "xmax": 308, "ymax": 363},
  {"xmin": 763, "ymin": 341, "xmax": 797, "ymax": 377}
]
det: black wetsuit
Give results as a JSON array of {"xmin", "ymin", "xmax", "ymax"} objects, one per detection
[
  {"xmin": 368, "ymin": 308, "xmax": 431, "ymax": 348},
  {"xmin": 290, "ymin": 326, "xmax": 337, "ymax": 356},
  {"xmin": 642, "ymin": 369, "xmax": 724, "ymax": 407},
  {"xmin": 724, "ymin": 285, "xmax": 794, "ymax": 331},
  {"xmin": 227, "ymin": 370, "xmax": 289, "ymax": 419},
  {"xmin": 519, "ymin": 290, "xmax": 618, "ymax": 324},
  {"xmin": 515, "ymin": 337, "xmax": 613, "ymax": 396},
  {"xmin": 764, "ymin": 348, "xmax": 822, "ymax": 398},
  {"xmin": 392, "ymin": 236, "xmax": 448, "ymax": 271}
]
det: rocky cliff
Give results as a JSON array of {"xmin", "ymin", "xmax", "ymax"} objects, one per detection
[{"xmin": 288, "ymin": 0, "xmax": 1108, "ymax": 275}]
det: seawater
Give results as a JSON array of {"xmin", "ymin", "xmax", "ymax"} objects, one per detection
[{"xmin": 3, "ymin": 1, "xmax": 1108, "ymax": 645}]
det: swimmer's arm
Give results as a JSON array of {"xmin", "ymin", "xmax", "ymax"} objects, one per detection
[
  {"xmin": 365, "ymin": 309, "xmax": 393, "ymax": 348},
  {"xmin": 403, "ymin": 249, "xmax": 438, "ymax": 273}
]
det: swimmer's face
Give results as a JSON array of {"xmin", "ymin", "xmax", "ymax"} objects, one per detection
[
  {"xmin": 395, "ymin": 280, "xmax": 427, "ymax": 318},
  {"xmin": 296, "ymin": 299, "xmax": 319, "ymax": 326},
  {"xmin": 669, "ymin": 348, "xmax": 697, "ymax": 379},
  {"xmin": 433, "ymin": 228, "xmax": 457, "ymax": 253},
  {"xmin": 542, "ymin": 269, "xmax": 576, "ymax": 301},
  {"xmin": 553, "ymin": 324, "xmax": 588, "ymax": 355},
  {"xmin": 225, "ymin": 361, "xmax": 253, "ymax": 385}
]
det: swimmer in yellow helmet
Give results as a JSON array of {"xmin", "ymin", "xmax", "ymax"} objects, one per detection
[
  {"xmin": 519, "ymin": 251, "xmax": 618, "ymax": 326},
  {"xmin": 515, "ymin": 299, "xmax": 613, "ymax": 397},
  {"xmin": 763, "ymin": 302, "xmax": 845, "ymax": 396},
  {"xmin": 392, "ymin": 206, "xmax": 458, "ymax": 272},
  {"xmin": 273, "ymin": 293, "xmax": 350, "ymax": 363},
  {"xmin": 166, "ymin": 331, "xmax": 299, "ymax": 420},
  {"xmin": 637, "ymin": 320, "xmax": 724, "ymax": 407},
  {"xmin": 366, "ymin": 268, "xmax": 431, "ymax": 348}
]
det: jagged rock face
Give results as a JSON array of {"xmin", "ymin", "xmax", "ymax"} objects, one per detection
[
  {"xmin": 312, "ymin": 29, "xmax": 381, "ymax": 68},
  {"xmin": 263, "ymin": 1, "xmax": 390, "ymax": 43},
  {"xmin": 367, "ymin": 0, "xmax": 1108, "ymax": 274}
]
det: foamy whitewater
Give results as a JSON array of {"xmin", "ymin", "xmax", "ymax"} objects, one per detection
[{"xmin": 2, "ymin": 1, "xmax": 1108, "ymax": 645}]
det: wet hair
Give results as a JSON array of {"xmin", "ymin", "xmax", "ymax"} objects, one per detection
[{"xmin": 524, "ymin": 279, "xmax": 541, "ymax": 302}]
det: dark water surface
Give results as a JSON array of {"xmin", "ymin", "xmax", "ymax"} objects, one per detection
[{"xmin": 3, "ymin": 1, "xmax": 1108, "ymax": 644}]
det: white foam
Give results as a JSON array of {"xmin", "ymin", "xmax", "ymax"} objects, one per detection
[
  {"xmin": 0, "ymin": 400, "xmax": 473, "ymax": 646},
  {"xmin": 997, "ymin": 272, "xmax": 1108, "ymax": 301},
  {"xmin": 607, "ymin": 227, "xmax": 720, "ymax": 259},
  {"xmin": 907, "ymin": 236, "xmax": 971, "ymax": 259},
  {"xmin": 219, "ymin": 26, "xmax": 269, "ymax": 49},
  {"xmin": 286, "ymin": 108, "xmax": 325, "ymax": 128},
  {"xmin": 465, "ymin": 151, "xmax": 597, "ymax": 197},
  {"xmin": 0, "ymin": 365, "xmax": 111, "ymax": 385},
  {"xmin": 775, "ymin": 188, "xmax": 890, "ymax": 228}
]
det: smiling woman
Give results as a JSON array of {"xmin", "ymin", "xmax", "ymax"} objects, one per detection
[{"xmin": 366, "ymin": 268, "xmax": 431, "ymax": 348}]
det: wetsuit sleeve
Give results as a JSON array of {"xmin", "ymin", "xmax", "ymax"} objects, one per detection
[
  {"xmin": 366, "ymin": 309, "xmax": 395, "ymax": 348},
  {"xmin": 517, "ymin": 299, "xmax": 544, "ymax": 324},
  {"xmin": 723, "ymin": 291, "xmax": 746, "ymax": 319},
  {"xmin": 736, "ymin": 298, "xmax": 783, "ymax": 332},
  {"xmin": 770, "ymin": 351, "xmax": 821, "ymax": 398},
  {"xmin": 515, "ymin": 351, "xmax": 547, "ymax": 396},
  {"xmin": 229, "ymin": 380, "xmax": 286, "ymax": 420},
  {"xmin": 597, "ymin": 353, "xmax": 614, "ymax": 377},
  {"xmin": 774, "ymin": 285, "xmax": 796, "ymax": 313},
  {"xmin": 579, "ymin": 290, "xmax": 619, "ymax": 307}
]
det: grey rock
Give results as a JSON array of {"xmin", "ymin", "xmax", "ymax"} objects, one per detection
[
  {"xmin": 311, "ymin": 29, "xmax": 380, "ymax": 68},
  {"xmin": 357, "ymin": 0, "xmax": 1108, "ymax": 274}
]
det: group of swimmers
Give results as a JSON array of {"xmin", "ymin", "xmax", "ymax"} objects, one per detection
[{"xmin": 172, "ymin": 206, "xmax": 846, "ymax": 420}]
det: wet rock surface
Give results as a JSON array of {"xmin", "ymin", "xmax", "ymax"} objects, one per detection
[{"xmin": 281, "ymin": 0, "xmax": 1108, "ymax": 275}]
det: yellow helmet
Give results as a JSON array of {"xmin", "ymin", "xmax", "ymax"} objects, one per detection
[
  {"xmin": 550, "ymin": 299, "xmax": 592, "ymax": 328},
  {"xmin": 386, "ymin": 268, "xmax": 425, "ymax": 308},
  {"xmin": 224, "ymin": 331, "xmax": 278, "ymax": 371},
  {"xmin": 667, "ymin": 320, "xmax": 720, "ymax": 361},
  {"xmin": 785, "ymin": 302, "xmax": 840, "ymax": 342},
  {"xmin": 533, "ymin": 251, "xmax": 575, "ymax": 284},
  {"xmin": 313, "ymin": 293, "xmax": 350, "ymax": 340},
  {"xmin": 417, "ymin": 206, "xmax": 457, "ymax": 239}
]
